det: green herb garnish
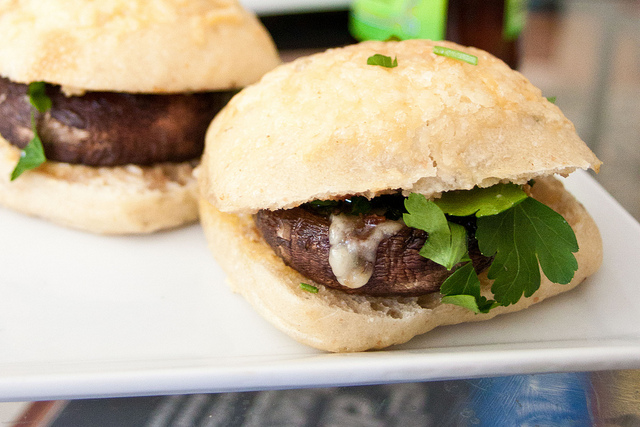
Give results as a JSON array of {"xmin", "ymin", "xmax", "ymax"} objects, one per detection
[
  {"xmin": 346, "ymin": 196, "xmax": 371, "ymax": 215},
  {"xmin": 10, "ymin": 82, "xmax": 50, "ymax": 180},
  {"xmin": 10, "ymin": 119, "xmax": 46, "ymax": 181},
  {"xmin": 300, "ymin": 283, "xmax": 319, "ymax": 293},
  {"xmin": 441, "ymin": 263, "xmax": 498, "ymax": 314},
  {"xmin": 433, "ymin": 46, "xmax": 478, "ymax": 65},
  {"xmin": 404, "ymin": 193, "xmax": 470, "ymax": 270},
  {"xmin": 546, "ymin": 96, "xmax": 557, "ymax": 104},
  {"xmin": 476, "ymin": 197, "xmax": 578, "ymax": 306},
  {"xmin": 309, "ymin": 200, "xmax": 340, "ymax": 209},
  {"xmin": 434, "ymin": 183, "xmax": 527, "ymax": 217},
  {"xmin": 367, "ymin": 54, "xmax": 398, "ymax": 68},
  {"xmin": 308, "ymin": 197, "xmax": 372, "ymax": 215},
  {"xmin": 28, "ymin": 81, "xmax": 52, "ymax": 113},
  {"xmin": 406, "ymin": 185, "xmax": 579, "ymax": 313}
]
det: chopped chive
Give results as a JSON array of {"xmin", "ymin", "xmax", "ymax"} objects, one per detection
[
  {"xmin": 546, "ymin": 96, "xmax": 557, "ymax": 104},
  {"xmin": 367, "ymin": 54, "xmax": 398, "ymax": 68},
  {"xmin": 433, "ymin": 46, "xmax": 478, "ymax": 65},
  {"xmin": 300, "ymin": 283, "xmax": 319, "ymax": 293}
]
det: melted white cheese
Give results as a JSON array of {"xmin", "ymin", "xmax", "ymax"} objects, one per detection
[{"xmin": 328, "ymin": 214, "xmax": 403, "ymax": 289}]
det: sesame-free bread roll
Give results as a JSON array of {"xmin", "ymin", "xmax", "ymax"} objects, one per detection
[
  {"xmin": 198, "ymin": 40, "xmax": 602, "ymax": 352},
  {"xmin": 200, "ymin": 40, "xmax": 600, "ymax": 214},
  {"xmin": 0, "ymin": 135, "xmax": 197, "ymax": 234},
  {"xmin": 0, "ymin": 0, "xmax": 280, "ymax": 93}
]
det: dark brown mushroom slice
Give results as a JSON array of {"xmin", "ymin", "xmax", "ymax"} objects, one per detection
[
  {"xmin": 255, "ymin": 205, "xmax": 493, "ymax": 297},
  {"xmin": 0, "ymin": 76, "xmax": 234, "ymax": 166}
]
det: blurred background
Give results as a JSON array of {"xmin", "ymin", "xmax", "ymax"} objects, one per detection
[{"xmin": 1, "ymin": 0, "xmax": 639, "ymax": 425}]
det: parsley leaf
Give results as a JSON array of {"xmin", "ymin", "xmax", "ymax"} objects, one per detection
[
  {"xmin": 440, "ymin": 263, "xmax": 498, "ymax": 314},
  {"xmin": 10, "ymin": 82, "xmax": 50, "ymax": 180},
  {"xmin": 28, "ymin": 82, "xmax": 52, "ymax": 112},
  {"xmin": 433, "ymin": 46, "xmax": 478, "ymax": 65},
  {"xmin": 434, "ymin": 183, "xmax": 528, "ymax": 217},
  {"xmin": 367, "ymin": 54, "xmax": 398, "ymax": 68},
  {"xmin": 11, "ymin": 113, "xmax": 46, "ymax": 181},
  {"xmin": 476, "ymin": 197, "xmax": 579, "ymax": 306},
  {"xmin": 402, "ymin": 185, "xmax": 580, "ymax": 313},
  {"xmin": 404, "ymin": 193, "xmax": 470, "ymax": 270},
  {"xmin": 346, "ymin": 196, "xmax": 371, "ymax": 214}
]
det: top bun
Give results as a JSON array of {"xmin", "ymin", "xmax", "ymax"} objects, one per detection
[
  {"xmin": 200, "ymin": 40, "xmax": 601, "ymax": 214},
  {"xmin": 0, "ymin": 0, "xmax": 280, "ymax": 93}
]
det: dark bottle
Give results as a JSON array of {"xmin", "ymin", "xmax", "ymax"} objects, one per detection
[{"xmin": 350, "ymin": 0, "xmax": 527, "ymax": 69}]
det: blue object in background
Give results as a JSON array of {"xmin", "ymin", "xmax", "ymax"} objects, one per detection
[
  {"xmin": 455, "ymin": 373, "xmax": 594, "ymax": 426},
  {"xmin": 47, "ymin": 373, "xmax": 601, "ymax": 426}
]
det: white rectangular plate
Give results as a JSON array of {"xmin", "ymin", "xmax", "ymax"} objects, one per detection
[{"xmin": 1, "ymin": 170, "xmax": 639, "ymax": 401}]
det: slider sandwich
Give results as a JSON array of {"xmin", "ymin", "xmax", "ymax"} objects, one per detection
[
  {"xmin": 0, "ymin": 0, "xmax": 279, "ymax": 233},
  {"xmin": 198, "ymin": 40, "xmax": 603, "ymax": 352}
]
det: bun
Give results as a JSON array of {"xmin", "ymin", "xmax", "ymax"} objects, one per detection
[
  {"xmin": 198, "ymin": 176, "xmax": 603, "ymax": 352},
  {"xmin": 0, "ymin": 136, "xmax": 197, "ymax": 234},
  {"xmin": 0, "ymin": 0, "xmax": 280, "ymax": 93},
  {"xmin": 200, "ymin": 40, "xmax": 600, "ymax": 214},
  {"xmin": 0, "ymin": 0, "xmax": 280, "ymax": 233}
]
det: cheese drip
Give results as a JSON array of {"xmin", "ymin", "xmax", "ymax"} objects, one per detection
[{"xmin": 328, "ymin": 213, "xmax": 403, "ymax": 289}]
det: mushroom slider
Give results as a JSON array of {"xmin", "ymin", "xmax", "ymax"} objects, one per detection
[
  {"xmin": 0, "ymin": 0, "xmax": 279, "ymax": 233},
  {"xmin": 198, "ymin": 40, "xmax": 603, "ymax": 352}
]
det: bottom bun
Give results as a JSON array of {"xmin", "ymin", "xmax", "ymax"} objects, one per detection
[
  {"xmin": 0, "ymin": 136, "xmax": 198, "ymax": 234},
  {"xmin": 199, "ymin": 176, "xmax": 603, "ymax": 352}
]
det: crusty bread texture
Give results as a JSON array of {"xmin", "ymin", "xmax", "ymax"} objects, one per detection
[
  {"xmin": 0, "ymin": 0, "xmax": 280, "ymax": 232},
  {"xmin": 0, "ymin": 136, "xmax": 198, "ymax": 234},
  {"xmin": 0, "ymin": 0, "xmax": 280, "ymax": 93},
  {"xmin": 199, "ymin": 176, "xmax": 603, "ymax": 352},
  {"xmin": 201, "ymin": 40, "xmax": 601, "ymax": 214}
]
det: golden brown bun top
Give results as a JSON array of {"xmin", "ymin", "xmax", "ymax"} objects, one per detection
[
  {"xmin": 200, "ymin": 40, "xmax": 601, "ymax": 213},
  {"xmin": 0, "ymin": 0, "xmax": 280, "ymax": 93}
]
